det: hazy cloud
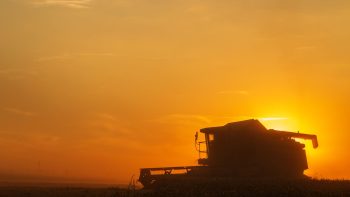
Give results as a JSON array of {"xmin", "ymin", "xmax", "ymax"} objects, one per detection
[
  {"xmin": 155, "ymin": 114, "xmax": 212, "ymax": 126},
  {"xmin": 0, "ymin": 68, "xmax": 38, "ymax": 78},
  {"xmin": 217, "ymin": 90, "xmax": 249, "ymax": 95},
  {"xmin": 35, "ymin": 53, "xmax": 115, "ymax": 62},
  {"xmin": 3, "ymin": 108, "xmax": 36, "ymax": 117},
  {"xmin": 86, "ymin": 113, "xmax": 133, "ymax": 138},
  {"xmin": 31, "ymin": 0, "xmax": 93, "ymax": 8}
]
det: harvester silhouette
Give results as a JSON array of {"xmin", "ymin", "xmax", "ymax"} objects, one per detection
[{"xmin": 139, "ymin": 119, "xmax": 318, "ymax": 188}]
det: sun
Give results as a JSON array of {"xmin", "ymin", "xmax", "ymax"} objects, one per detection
[{"xmin": 258, "ymin": 117, "xmax": 299, "ymax": 131}]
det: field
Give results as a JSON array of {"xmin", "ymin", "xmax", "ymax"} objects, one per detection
[{"xmin": 1, "ymin": 179, "xmax": 350, "ymax": 197}]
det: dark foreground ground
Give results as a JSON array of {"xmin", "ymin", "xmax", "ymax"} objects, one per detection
[{"xmin": 1, "ymin": 179, "xmax": 350, "ymax": 197}]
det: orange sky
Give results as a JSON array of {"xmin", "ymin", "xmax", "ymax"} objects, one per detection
[{"xmin": 1, "ymin": 0, "xmax": 350, "ymax": 184}]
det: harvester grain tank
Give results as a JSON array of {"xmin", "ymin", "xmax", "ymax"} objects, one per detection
[{"xmin": 139, "ymin": 119, "xmax": 318, "ymax": 188}]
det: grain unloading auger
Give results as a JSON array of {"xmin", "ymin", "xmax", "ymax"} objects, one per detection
[{"xmin": 138, "ymin": 119, "xmax": 318, "ymax": 188}]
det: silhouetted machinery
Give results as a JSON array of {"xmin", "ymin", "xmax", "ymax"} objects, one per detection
[{"xmin": 139, "ymin": 119, "xmax": 318, "ymax": 188}]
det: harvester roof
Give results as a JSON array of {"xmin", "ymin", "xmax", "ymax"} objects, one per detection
[
  {"xmin": 200, "ymin": 119, "xmax": 267, "ymax": 134},
  {"xmin": 200, "ymin": 119, "xmax": 318, "ymax": 148}
]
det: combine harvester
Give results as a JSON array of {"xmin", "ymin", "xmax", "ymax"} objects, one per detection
[{"xmin": 138, "ymin": 119, "xmax": 318, "ymax": 188}]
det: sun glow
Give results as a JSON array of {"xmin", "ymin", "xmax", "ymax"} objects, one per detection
[
  {"xmin": 259, "ymin": 117, "xmax": 299, "ymax": 132},
  {"xmin": 259, "ymin": 116, "xmax": 323, "ymax": 178}
]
